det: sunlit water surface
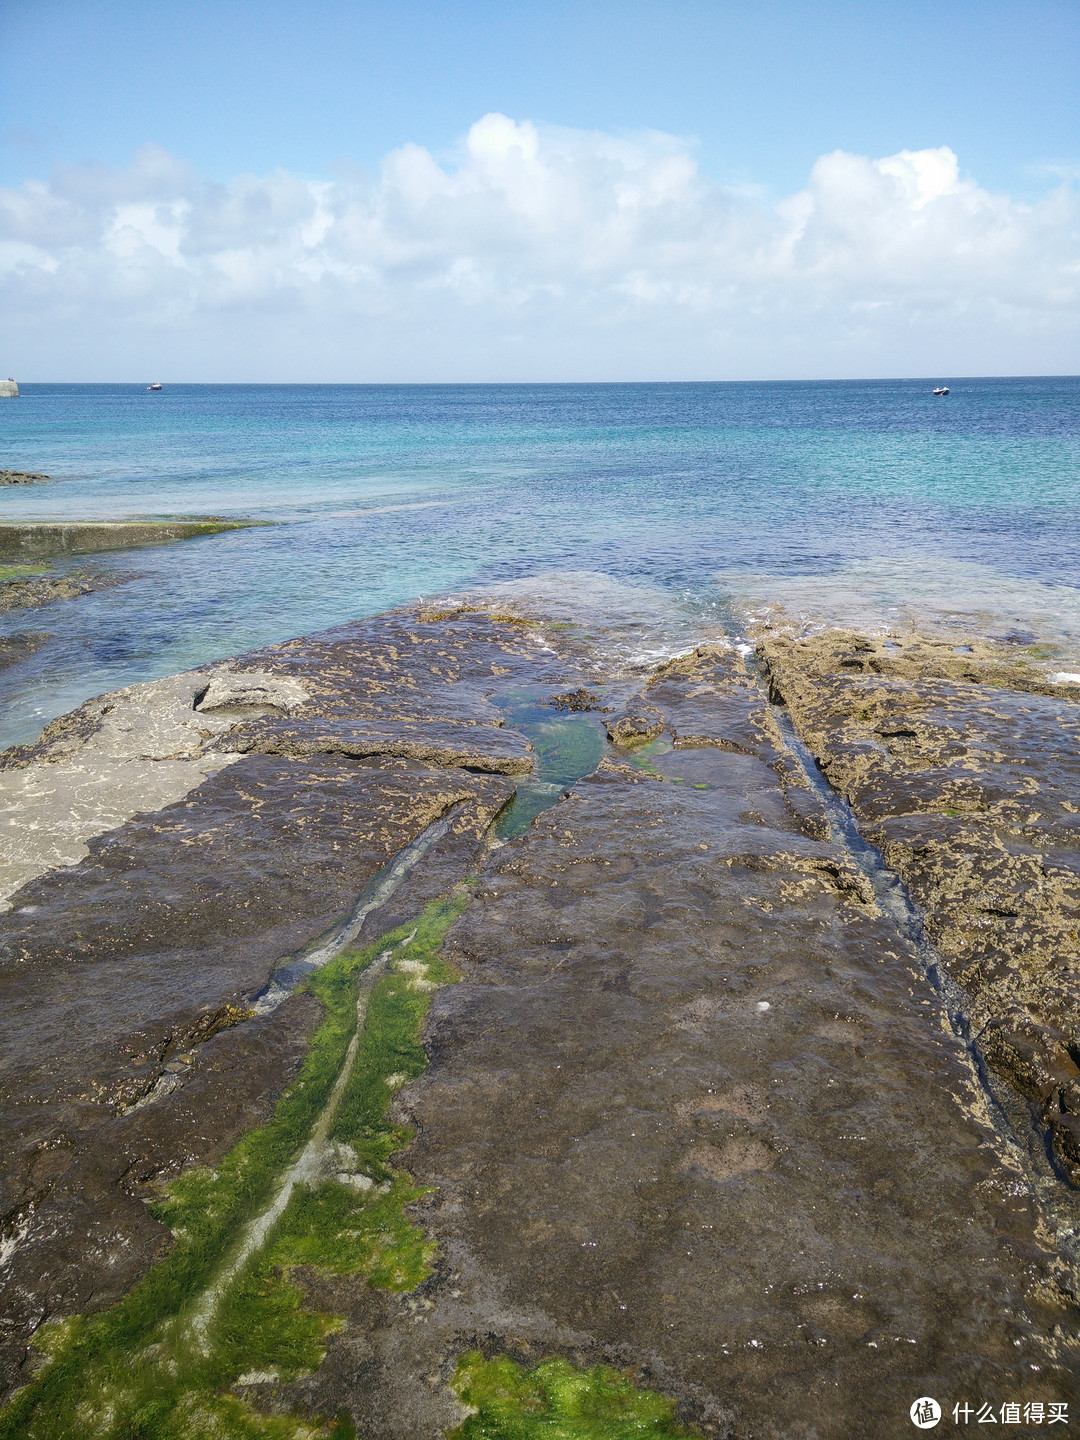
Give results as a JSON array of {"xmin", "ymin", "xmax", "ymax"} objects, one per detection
[{"xmin": 1, "ymin": 379, "xmax": 1077, "ymax": 747}]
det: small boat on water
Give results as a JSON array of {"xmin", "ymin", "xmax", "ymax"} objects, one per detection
[
  {"xmin": 932, "ymin": 386, "xmax": 949, "ymax": 396},
  {"xmin": 147, "ymin": 382, "xmax": 163, "ymax": 392}
]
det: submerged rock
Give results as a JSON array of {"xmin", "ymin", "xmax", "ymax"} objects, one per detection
[
  {"xmin": 0, "ymin": 632, "xmax": 47, "ymax": 672},
  {"xmin": 0, "ymin": 568, "xmax": 135, "ymax": 613},
  {"xmin": 0, "ymin": 517, "xmax": 264, "ymax": 560}
]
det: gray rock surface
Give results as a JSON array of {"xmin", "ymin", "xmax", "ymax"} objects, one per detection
[
  {"xmin": 2, "ymin": 611, "xmax": 1080, "ymax": 1436},
  {"xmin": 0, "ymin": 607, "xmax": 567, "ymax": 1396},
  {"xmin": 0, "ymin": 518, "xmax": 262, "ymax": 559}
]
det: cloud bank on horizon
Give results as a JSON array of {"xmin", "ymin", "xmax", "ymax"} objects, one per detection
[{"xmin": 2, "ymin": 113, "xmax": 1077, "ymax": 381}]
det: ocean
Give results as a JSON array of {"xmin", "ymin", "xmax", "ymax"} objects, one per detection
[{"xmin": 1, "ymin": 377, "xmax": 1078, "ymax": 749}]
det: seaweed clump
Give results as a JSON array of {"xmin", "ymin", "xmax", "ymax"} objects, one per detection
[{"xmin": 451, "ymin": 1353, "xmax": 698, "ymax": 1439}]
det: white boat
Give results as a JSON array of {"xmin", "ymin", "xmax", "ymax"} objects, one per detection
[
  {"xmin": 147, "ymin": 382, "xmax": 163, "ymax": 392},
  {"xmin": 932, "ymin": 386, "xmax": 949, "ymax": 396}
]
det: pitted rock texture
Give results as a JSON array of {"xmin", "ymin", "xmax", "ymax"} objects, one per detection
[
  {"xmin": 206, "ymin": 608, "xmax": 554, "ymax": 775},
  {"xmin": 274, "ymin": 658, "xmax": 1079, "ymax": 1440},
  {"xmin": 758, "ymin": 628, "xmax": 1080, "ymax": 1179},
  {"xmin": 0, "ymin": 569, "xmax": 134, "ymax": 614},
  {"xmin": 4, "ymin": 608, "xmax": 1080, "ymax": 1437},
  {"xmin": 0, "ymin": 607, "xmax": 570, "ymax": 1397},
  {"xmin": 604, "ymin": 697, "xmax": 664, "ymax": 747}
]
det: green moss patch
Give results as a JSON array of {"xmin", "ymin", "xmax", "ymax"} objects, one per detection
[
  {"xmin": 0, "ymin": 561, "xmax": 49, "ymax": 580},
  {"xmin": 0, "ymin": 893, "xmax": 469, "ymax": 1440},
  {"xmin": 450, "ymin": 1353, "xmax": 698, "ymax": 1439},
  {"xmin": 1, "ymin": 889, "xmax": 691, "ymax": 1439}
]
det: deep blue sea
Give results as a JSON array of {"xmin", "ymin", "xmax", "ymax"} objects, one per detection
[{"xmin": 1, "ymin": 379, "xmax": 1078, "ymax": 747}]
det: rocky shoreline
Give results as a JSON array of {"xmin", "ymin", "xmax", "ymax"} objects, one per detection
[
  {"xmin": 0, "ymin": 567, "xmax": 136, "ymax": 614},
  {"xmin": 0, "ymin": 607, "xmax": 1077, "ymax": 1438},
  {"xmin": 0, "ymin": 517, "xmax": 266, "ymax": 561}
]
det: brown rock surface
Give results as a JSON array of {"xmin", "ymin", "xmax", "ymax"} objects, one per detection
[
  {"xmin": 758, "ymin": 628, "xmax": 1080, "ymax": 1180},
  {"xmin": 0, "ymin": 633, "xmax": 47, "ymax": 673},
  {"xmin": 0, "ymin": 608, "xmax": 564, "ymax": 1395},
  {"xmin": 0, "ymin": 569, "xmax": 135, "ymax": 613},
  {"xmin": 275, "ymin": 643, "xmax": 1080, "ymax": 1439},
  {"xmin": 3, "ymin": 614, "xmax": 1080, "ymax": 1437}
]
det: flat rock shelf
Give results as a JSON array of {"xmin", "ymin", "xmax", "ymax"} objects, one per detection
[
  {"xmin": 0, "ymin": 517, "xmax": 266, "ymax": 559},
  {"xmin": 0, "ymin": 606, "xmax": 1077, "ymax": 1440}
]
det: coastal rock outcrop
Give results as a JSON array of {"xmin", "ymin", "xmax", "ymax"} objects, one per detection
[
  {"xmin": 603, "ymin": 696, "xmax": 664, "ymax": 746},
  {"xmin": 0, "ymin": 568, "xmax": 135, "ymax": 614},
  {"xmin": 0, "ymin": 518, "xmax": 264, "ymax": 560},
  {"xmin": 0, "ymin": 608, "xmax": 567, "ymax": 1397},
  {"xmin": 278, "ymin": 638, "xmax": 1079, "ymax": 1437},
  {"xmin": 757, "ymin": 628, "xmax": 1080, "ymax": 1180},
  {"xmin": 1, "ymin": 611, "xmax": 1078, "ymax": 1437}
]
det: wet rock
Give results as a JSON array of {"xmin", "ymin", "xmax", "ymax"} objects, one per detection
[
  {"xmin": 0, "ymin": 632, "xmax": 47, "ymax": 673},
  {"xmin": 0, "ymin": 471, "xmax": 50, "ymax": 485},
  {"xmin": 0, "ymin": 569, "xmax": 135, "ymax": 614},
  {"xmin": 0, "ymin": 518, "xmax": 264, "ymax": 560},
  {"xmin": 604, "ymin": 697, "xmax": 664, "ymax": 746},
  {"xmin": 549, "ymin": 688, "xmax": 602, "ymax": 712},
  {"xmin": 647, "ymin": 644, "xmax": 830, "ymax": 840},
  {"xmin": 5, "ymin": 607, "xmax": 1080, "ymax": 1436},
  {"xmin": 0, "ymin": 608, "xmax": 579, "ymax": 1395},
  {"xmin": 0, "ymin": 751, "xmax": 513, "ymax": 1388},
  {"xmin": 219, "ymin": 715, "xmax": 533, "ymax": 774},
  {"xmin": 758, "ymin": 627, "xmax": 1080, "ymax": 1177},
  {"xmin": 288, "ymin": 649, "xmax": 1080, "ymax": 1439},
  {"xmin": 646, "ymin": 644, "xmax": 782, "ymax": 758}
]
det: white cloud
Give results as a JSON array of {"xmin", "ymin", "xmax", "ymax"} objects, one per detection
[{"xmin": 1, "ymin": 116, "xmax": 1077, "ymax": 379}]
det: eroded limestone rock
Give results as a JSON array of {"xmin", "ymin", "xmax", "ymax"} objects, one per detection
[
  {"xmin": 275, "ymin": 641, "xmax": 1080, "ymax": 1439},
  {"xmin": 3, "ymin": 609, "xmax": 1079, "ymax": 1437},
  {"xmin": 758, "ymin": 627, "xmax": 1080, "ymax": 1180},
  {"xmin": 0, "ymin": 608, "xmax": 573, "ymax": 1395}
]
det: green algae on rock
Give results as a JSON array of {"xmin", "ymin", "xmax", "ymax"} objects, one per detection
[
  {"xmin": 0, "ymin": 895, "xmax": 468, "ymax": 1440},
  {"xmin": 450, "ymin": 1353, "xmax": 698, "ymax": 1439},
  {"xmin": 4, "ymin": 605, "xmax": 1080, "ymax": 1438}
]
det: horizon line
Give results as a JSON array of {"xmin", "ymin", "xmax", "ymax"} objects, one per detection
[{"xmin": 8, "ymin": 373, "xmax": 1079, "ymax": 387}]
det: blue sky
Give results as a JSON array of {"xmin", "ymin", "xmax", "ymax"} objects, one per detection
[
  {"xmin": 3, "ymin": 0, "xmax": 1077, "ymax": 197},
  {"xmin": 1, "ymin": 0, "xmax": 1078, "ymax": 379}
]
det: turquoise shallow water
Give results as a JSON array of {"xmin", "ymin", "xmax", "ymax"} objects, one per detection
[{"xmin": 0, "ymin": 378, "xmax": 1078, "ymax": 747}]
